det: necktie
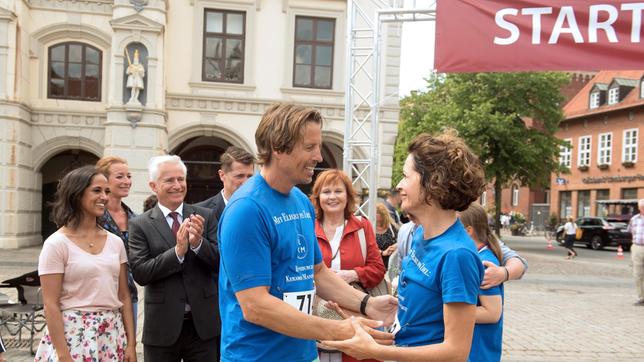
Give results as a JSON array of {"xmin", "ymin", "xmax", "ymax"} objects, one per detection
[{"xmin": 169, "ymin": 212, "xmax": 180, "ymax": 237}]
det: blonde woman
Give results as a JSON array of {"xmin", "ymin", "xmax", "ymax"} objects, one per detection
[
  {"xmin": 375, "ymin": 203, "xmax": 397, "ymax": 269},
  {"xmin": 563, "ymin": 216, "xmax": 578, "ymax": 259}
]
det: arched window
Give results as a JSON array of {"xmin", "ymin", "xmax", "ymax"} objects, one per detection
[
  {"xmin": 511, "ymin": 184, "xmax": 519, "ymax": 206},
  {"xmin": 48, "ymin": 42, "xmax": 102, "ymax": 101}
]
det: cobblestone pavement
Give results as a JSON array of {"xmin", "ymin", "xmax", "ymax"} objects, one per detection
[{"xmin": 2, "ymin": 236, "xmax": 643, "ymax": 361}]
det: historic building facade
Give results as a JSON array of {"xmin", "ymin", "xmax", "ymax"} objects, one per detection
[
  {"xmin": 0, "ymin": 0, "xmax": 402, "ymax": 248},
  {"xmin": 550, "ymin": 71, "xmax": 643, "ymax": 220}
]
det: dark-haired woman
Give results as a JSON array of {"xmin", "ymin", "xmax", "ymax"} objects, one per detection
[
  {"xmin": 323, "ymin": 131, "xmax": 486, "ymax": 361},
  {"xmin": 35, "ymin": 165, "xmax": 136, "ymax": 362}
]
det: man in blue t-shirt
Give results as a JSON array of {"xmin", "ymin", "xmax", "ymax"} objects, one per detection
[{"xmin": 218, "ymin": 103, "xmax": 397, "ymax": 362}]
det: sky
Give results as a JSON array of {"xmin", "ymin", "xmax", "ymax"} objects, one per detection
[{"xmin": 397, "ymin": 6, "xmax": 436, "ymax": 97}]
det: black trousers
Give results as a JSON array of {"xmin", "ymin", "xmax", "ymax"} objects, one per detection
[
  {"xmin": 144, "ymin": 317, "xmax": 219, "ymax": 362},
  {"xmin": 564, "ymin": 234, "xmax": 577, "ymax": 255}
]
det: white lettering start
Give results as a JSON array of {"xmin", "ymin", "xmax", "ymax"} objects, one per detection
[{"xmin": 494, "ymin": 3, "xmax": 644, "ymax": 45}]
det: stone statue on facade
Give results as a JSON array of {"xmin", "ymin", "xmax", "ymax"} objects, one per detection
[{"xmin": 125, "ymin": 49, "xmax": 145, "ymax": 105}]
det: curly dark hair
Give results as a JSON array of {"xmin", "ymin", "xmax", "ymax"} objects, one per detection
[
  {"xmin": 408, "ymin": 130, "xmax": 485, "ymax": 212},
  {"xmin": 50, "ymin": 165, "xmax": 103, "ymax": 228}
]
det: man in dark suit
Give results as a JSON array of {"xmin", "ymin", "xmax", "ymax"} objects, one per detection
[
  {"xmin": 196, "ymin": 146, "xmax": 255, "ymax": 220},
  {"xmin": 129, "ymin": 155, "xmax": 219, "ymax": 361}
]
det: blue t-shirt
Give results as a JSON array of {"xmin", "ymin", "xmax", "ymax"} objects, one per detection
[
  {"xmin": 394, "ymin": 220, "xmax": 484, "ymax": 347},
  {"xmin": 218, "ymin": 174, "xmax": 322, "ymax": 362},
  {"xmin": 469, "ymin": 247, "xmax": 504, "ymax": 362}
]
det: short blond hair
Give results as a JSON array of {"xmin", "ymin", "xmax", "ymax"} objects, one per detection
[
  {"xmin": 255, "ymin": 103, "xmax": 323, "ymax": 166},
  {"xmin": 96, "ymin": 156, "xmax": 128, "ymax": 177}
]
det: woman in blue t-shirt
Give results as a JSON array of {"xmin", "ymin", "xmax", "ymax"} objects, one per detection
[
  {"xmin": 459, "ymin": 202, "xmax": 505, "ymax": 362},
  {"xmin": 323, "ymin": 130, "xmax": 486, "ymax": 361}
]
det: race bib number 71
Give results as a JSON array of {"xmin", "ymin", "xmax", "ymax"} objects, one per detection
[{"xmin": 283, "ymin": 289, "xmax": 315, "ymax": 315}]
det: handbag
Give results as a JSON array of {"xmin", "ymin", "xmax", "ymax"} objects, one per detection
[
  {"xmin": 314, "ymin": 216, "xmax": 391, "ymax": 320},
  {"xmin": 575, "ymin": 225, "xmax": 583, "ymax": 240}
]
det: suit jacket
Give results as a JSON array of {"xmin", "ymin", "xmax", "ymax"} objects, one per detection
[
  {"xmin": 128, "ymin": 203, "xmax": 220, "ymax": 346},
  {"xmin": 195, "ymin": 191, "xmax": 225, "ymax": 221}
]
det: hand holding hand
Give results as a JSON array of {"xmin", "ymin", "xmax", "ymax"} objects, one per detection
[
  {"xmin": 321, "ymin": 317, "xmax": 389, "ymax": 360},
  {"xmin": 481, "ymin": 260, "xmax": 505, "ymax": 289},
  {"xmin": 365, "ymin": 295, "xmax": 398, "ymax": 326}
]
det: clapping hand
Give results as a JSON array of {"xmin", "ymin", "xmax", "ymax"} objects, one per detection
[
  {"xmin": 186, "ymin": 213, "xmax": 205, "ymax": 248},
  {"xmin": 175, "ymin": 221, "xmax": 189, "ymax": 257}
]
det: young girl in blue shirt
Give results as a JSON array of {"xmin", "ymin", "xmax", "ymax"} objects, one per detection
[{"xmin": 459, "ymin": 202, "xmax": 505, "ymax": 362}]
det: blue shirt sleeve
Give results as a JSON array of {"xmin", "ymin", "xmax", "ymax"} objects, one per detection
[
  {"xmin": 440, "ymin": 248, "xmax": 483, "ymax": 305},
  {"xmin": 219, "ymin": 198, "xmax": 272, "ymax": 293},
  {"xmin": 479, "ymin": 250, "xmax": 502, "ymax": 297}
]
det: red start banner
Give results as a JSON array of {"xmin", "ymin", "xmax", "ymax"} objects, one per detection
[{"xmin": 435, "ymin": 0, "xmax": 644, "ymax": 72}]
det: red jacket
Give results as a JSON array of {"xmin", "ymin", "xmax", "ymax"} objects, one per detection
[
  {"xmin": 315, "ymin": 215, "xmax": 385, "ymax": 362},
  {"xmin": 315, "ymin": 215, "xmax": 385, "ymax": 289}
]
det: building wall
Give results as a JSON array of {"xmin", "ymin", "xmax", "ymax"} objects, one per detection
[
  {"xmin": 550, "ymin": 107, "xmax": 643, "ymax": 219},
  {"xmin": 0, "ymin": 0, "xmax": 402, "ymax": 248}
]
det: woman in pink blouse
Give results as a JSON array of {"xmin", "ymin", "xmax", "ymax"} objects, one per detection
[{"xmin": 35, "ymin": 166, "xmax": 136, "ymax": 362}]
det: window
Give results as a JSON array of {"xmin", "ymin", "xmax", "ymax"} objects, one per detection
[
  {"xmin": 622, "ymin": 188, "xmax": 638, "ymax": 199},
  {"xmin": 480, "ymin": 191, "xmax": 487, "ymax": 206},
  {"xmin": 511, "ymin": 184, "xmax": 519, "ymax": 206},
  {"xmin": 559, "ymin": 138, "xmax": 572, "ymax": 167},
  {"xmin": 598, "ymin": 133, "xmax": 612, "ymax": 165},
  {"xmin": 589, "ymin": 91, "xmax": 600, "ymax": 109},
  {"xmin": 578, "ymin": 136, "xmax": 591, "ymax": 166},
  {"xmin": 607, "ymin": 87, "xmax": 619, "ymax": 105},
  {"xmin": 560, "ymin": 191, "xmax": 572, "ymax": 218},
  {"xmin": 202, "ymin": 9, "xmax": 245, "ymax": 83},
  {"xmin": 641, "ymin": 78, "xmax": 644, "ymax": 98},
  {"xmin": 293, "ymin": 16, "xmax": 335, "ymax": 89},
  {"xmin": 577, "ymin": 190, "xmax": 591, "ymax": 217},
  {"xmin": 623, "ymin": 128, "xmax": 638, "ymax": 162},
  {"xmin": 596, "ymin": 189, "xmax": 610, "ymax": 216},
  {"xmin": 48, "ymin": 42, "xmax": 101, "ymax": 101}
]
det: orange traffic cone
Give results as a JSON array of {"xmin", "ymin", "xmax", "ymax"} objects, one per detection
[
  {"xmin": 546, "ymin": 237, "xmax": 554, "ymax": 250},
  {"xmin": 616, "ymin": 244, "xmax": 624, "ymax": 259}
]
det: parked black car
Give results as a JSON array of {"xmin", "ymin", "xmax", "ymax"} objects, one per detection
[{"xmin": 556, "ymin": 217, "xmax": 632, "ymax": 251}]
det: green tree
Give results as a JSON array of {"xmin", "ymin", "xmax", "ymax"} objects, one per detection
[{"xmin": 394, "ymin": 72, "xmax": 570, "ymax": 235}]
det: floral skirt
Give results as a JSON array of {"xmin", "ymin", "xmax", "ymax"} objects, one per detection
[{"xmin": 35, "ymin": 309, "xmax": 127, "ymax": 362}]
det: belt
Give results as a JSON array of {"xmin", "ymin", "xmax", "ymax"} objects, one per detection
[{"xmin": 183, "ymin": 311, "xmax": 193, "ymax": 320}]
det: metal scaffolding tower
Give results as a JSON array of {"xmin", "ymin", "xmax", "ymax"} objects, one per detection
[{"xmin": 343, "ymin": 0, "xmax": 435, "ymax": 221}]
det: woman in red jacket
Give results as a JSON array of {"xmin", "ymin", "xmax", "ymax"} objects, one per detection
[{"xmin": 310, "ymin": 169, "xmax": 386, "ymax": 362}]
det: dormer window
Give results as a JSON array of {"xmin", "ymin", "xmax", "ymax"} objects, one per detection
[
  {"xmin": 608, "ymin": 87, "xmax": 619, "ymax": 105},
  {"xmin": 589, "ymin": 91, "xmax": 600, "ymax": 109},
  {"xmin": 589, "ymin": 83, "xmax": 607, "ymax": 109}
]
